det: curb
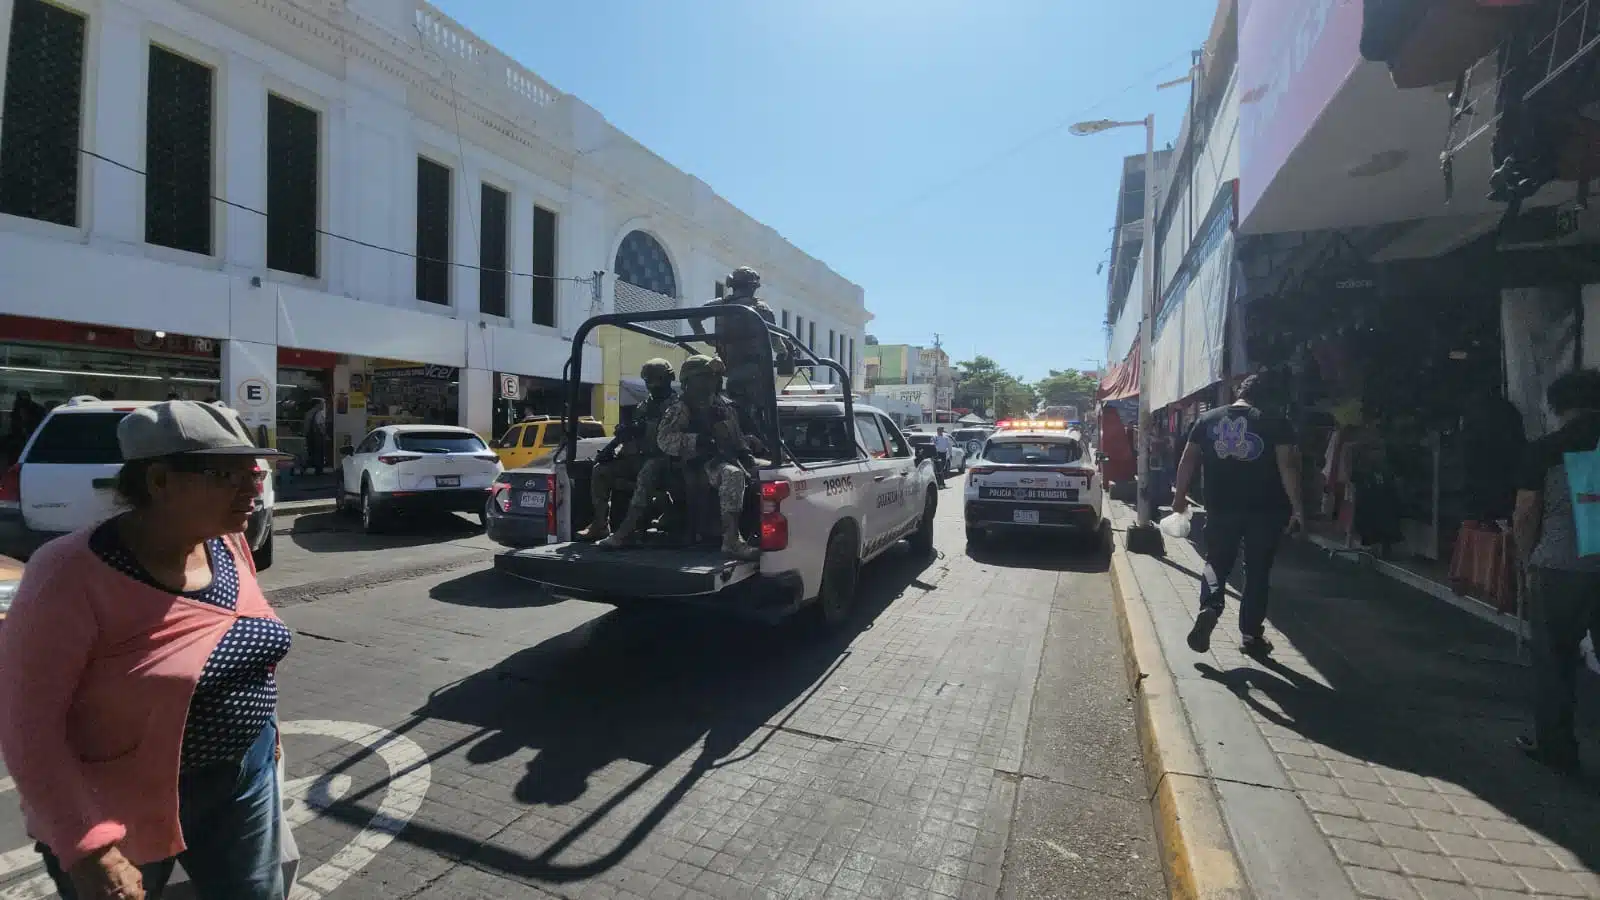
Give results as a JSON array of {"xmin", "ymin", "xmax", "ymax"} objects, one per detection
[
  {"xmin": 273, "ymin": 498, "xmax": 339, "ymax": 516},
  {"xmin": 1109, "ymin": 544, "xmax": 1249, "ymax": 900}
]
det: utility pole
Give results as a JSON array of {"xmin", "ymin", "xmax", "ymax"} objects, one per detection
[{"xmin": 932, "ymin": 333, "xmax": 944, "ymax": 424}]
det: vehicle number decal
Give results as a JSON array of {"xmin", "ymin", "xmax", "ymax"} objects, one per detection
[
  {"xmin": 876, "ymin": 489, "xmax": 902, "ymax": 508},
  {"xmin": 823, "ymin": 475, "xmax": 854, "ymax": 497}
]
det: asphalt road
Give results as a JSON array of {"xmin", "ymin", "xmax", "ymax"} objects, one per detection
[{"xmin": 0, "ymin": 480, "xmax": 1164, "ymax": 899}]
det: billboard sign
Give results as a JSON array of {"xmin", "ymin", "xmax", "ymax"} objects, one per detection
[{"xmin": 1237, "ymin": 0, "xmax": 1364, "ymax": 225}]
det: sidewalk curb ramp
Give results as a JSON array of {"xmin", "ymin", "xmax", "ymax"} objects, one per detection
[{"xmin": 1110, "ymin": 544, "xmax": 1250, "ymax": 900}]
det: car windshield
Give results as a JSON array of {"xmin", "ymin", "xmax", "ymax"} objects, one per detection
[
  {"xmin": 780, "ymin": 415, "xmax": 856, "ymax": 462},
  {"xmin": 395, "ymin": 431, "xmax": 488, "ymax": 454},
  {"xmin": 23, "ymin": 412, "xmax": 127, "ymax": 465},
  {"xmin": 982, "ymin": 440, "xmax": 1082, "ymax": 464},
  {"xmin": 905, "ymin": 433, "xmax": 935, "ymax": 446},
  {"xmin": 578, "ymin": 422, "xmax": 606, "ymax": 438},
  {"xmin": 953, "ymin": 429, "xmax": 987, "ymax": 442}
]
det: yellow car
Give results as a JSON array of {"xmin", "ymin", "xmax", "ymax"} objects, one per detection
[{"xmin": 492, "ymin": 416, "xmax": 608, "ymax": 469}]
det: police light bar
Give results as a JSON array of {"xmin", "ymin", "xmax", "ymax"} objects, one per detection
[{"xmin": 996, "ymin": 419, "xmax": 1071, "ymax": 431}]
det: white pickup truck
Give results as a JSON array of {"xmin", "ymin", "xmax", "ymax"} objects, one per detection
[{"xmin": 494, "ymin": 310, "xmax": 940, "ymax": 626}]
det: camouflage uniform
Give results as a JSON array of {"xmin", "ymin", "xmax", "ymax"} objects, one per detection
[
  {"xmin": 657, "ymin": 355, "xmax": 759, "ymax": 560},
  {"xmin": 697, "ymin": 267, "xmax": 787, "ymax": 450},
  {"xmin": 593, "ymin": 359, "xmax": 677, "ymax": 547}
]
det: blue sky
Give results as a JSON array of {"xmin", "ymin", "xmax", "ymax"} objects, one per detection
[{"xmin": 434, "ymin": 0, "xmax": 1214, "ymax": 382}]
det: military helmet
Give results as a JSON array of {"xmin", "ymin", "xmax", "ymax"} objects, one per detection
[
  {"xmin": 679, "ymin": 354, "xmax": 726, "ymax": 381},
  {"xmin": 727, "ymin": 266, "xmax": 761, "ymax": 289},
  {"xmin": 639, "ymin": 358, "xmax": 675, "ymax": 381}
]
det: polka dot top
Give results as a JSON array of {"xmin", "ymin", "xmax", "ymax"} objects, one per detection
[{"xmin": 89, "ymin": 521, "xmax": 293, "ymax": 769}]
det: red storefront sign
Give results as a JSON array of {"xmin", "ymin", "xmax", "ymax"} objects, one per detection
[
  {"xmin": 0, "ymin": 314, "xmax": 218, "ymax": 357},
  {"xmin": 278, "ymin": 347, "xmax": 338, "ymax": 370}
]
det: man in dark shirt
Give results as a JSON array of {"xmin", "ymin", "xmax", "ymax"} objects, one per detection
[
  {"xmin": 1512, "ymin": 369, "xmax": 1600, "ymax": 776},
  {"xmin": 1172, "ymin": 373, "xmax": 1304, "ymax": 657}
]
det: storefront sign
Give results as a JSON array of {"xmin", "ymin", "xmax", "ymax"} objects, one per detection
[
  {"xmin": 237, "ymin": 377, "xmax": 271, "ymax": 408},
  {"xmin": 349, "ymin": 390, "xmax": 366, "ymax": 409},
  {"xmin": 376, "ymin": 364, "xmax": 457, "ymax": 381},
  {"xmin": 499, "ymin": 373, "xmax": 522, "ymax": 400},
  {"xmin": 1237, "ymin": 0, "xmax": 1363, "ymax": 225},
  {"xmin": 0, "ymin": 314, "xmax": 219, "ymax": 358}
]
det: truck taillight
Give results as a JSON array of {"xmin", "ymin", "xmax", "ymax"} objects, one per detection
[
  {"xmin": 1059, "ymin": 467, "xmax": 1094, "ymax": 487},
  {"xmin": 491, "ymin": 481, "xmax": 511, "ymax": 513},
  {"xmin": 546, "ymin": 473, "xmax": 557, "ymax": 535},
  {"xmin": 968, "ymin": 466, "xmax": 995, "ymax": 476},
  {"xmin": 760, "ymin": 479, "xmax": 791, "ymax": 551},
  {"xmin": 0, "ymin": 464, "xmax": 18, "ymax": 507}
]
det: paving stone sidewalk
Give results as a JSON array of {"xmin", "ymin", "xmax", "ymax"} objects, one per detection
[{"xmin": 1113, "ymin": 503, "xmax": 1600, "ymax": 900}]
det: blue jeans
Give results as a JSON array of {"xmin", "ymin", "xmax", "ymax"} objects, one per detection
[{"xmin": 41, "ymin": 721, "xmax": 283, "ymax": 900}]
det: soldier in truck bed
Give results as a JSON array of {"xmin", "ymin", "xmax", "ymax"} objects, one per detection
[
  {"xmin": 581, "ymin": 358, "xmax": 677, "ymax": 542},
  {"xmin": 691, "ymin": 266, "xmax": 791, "ymax": 452},
  {"xmin": 654, "ymin": 355, "xmax": 760, "ymax": 561}
]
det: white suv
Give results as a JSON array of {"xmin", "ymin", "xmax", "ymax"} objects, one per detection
[
  {"xmin": 964, "ymin": 425, "xmax": 1104, "ymax": 545},
  {"xmin": 338, "ymin": 424, "xmax": 503, "ymax": 533},
  {"xmin": 0, "ymin": 398, "xmax": 278, "ymax": 567}
]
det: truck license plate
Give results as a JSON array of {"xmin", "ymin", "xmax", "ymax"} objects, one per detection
[
  {"xmin": 518, "ymin": 491, "xmax": 546, "ymax": 509},
  {"xmin": 434, "ymin": 475, "xmax": 460, "ymax": 488},
  {"xmin": 1013, "ymin": 509, "xmax": 1041, "ymax": 525}
]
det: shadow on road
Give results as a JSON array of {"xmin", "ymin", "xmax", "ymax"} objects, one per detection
[
  {"xmin": 306, "ymin": 543, "xmax": 941, "ymax": 885},
  {"xmin": 964, "ymin": 530, "xmax": 1110, "ymax": 574},
  {"xmin": 429, "ymin": 568, "xmax": 563, "ymax": 609},
  {"xmin": 1193, "ymin": 536, "xmax": 1600, "ymax": 874},
  {"xmin": 286, "ymin": 511, "xmax": 484, "ymax": 553}
]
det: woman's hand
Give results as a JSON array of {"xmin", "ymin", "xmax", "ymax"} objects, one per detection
[{"xmin": 69, "ymin": 845, "xmax": 144, "ymax": 899}]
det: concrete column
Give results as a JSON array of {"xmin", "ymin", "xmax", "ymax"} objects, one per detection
[
  {"xmin": 87, "ymin": 4, "xmax": 144, "ymax": 246},
  {"xmin": 509, "ymin": 186, "xmax": 535, "ymax": 326},
  {"xmin": 221, "ymin": 53, "xmax": 267, "ymax": 272},
  {"xmin": 457, "ymin": 366, "xmax": 493, "ymax": 438},
  {"xmin": 221, "ymin": 338, "xmax": 278, "ymax": 447},
  {"xmin": 452, "ymin": 162, "xmax": 480, "ymax": 317}
]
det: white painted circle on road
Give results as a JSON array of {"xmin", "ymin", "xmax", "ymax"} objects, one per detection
[{"xmin": 0, "ymin": 720, "xmax": 430, "ymax": 900}]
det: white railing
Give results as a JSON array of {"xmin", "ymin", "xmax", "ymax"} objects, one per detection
[{"xmin": 412, "ymin": 2, "xmax": 561, "ymax": 112}]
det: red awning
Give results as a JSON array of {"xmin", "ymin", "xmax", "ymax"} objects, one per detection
[{"xmin": 1098, "ymin": 341, "xmax": 1140, "ymax": 402}]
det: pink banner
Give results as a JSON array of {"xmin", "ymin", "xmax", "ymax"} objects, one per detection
[{"xmin": 1237, "ymin": 0, "xmax": 1365, "ymax": 225}]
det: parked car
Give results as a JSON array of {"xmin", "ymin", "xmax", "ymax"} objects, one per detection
[
  {"xmin": 0, "ymin": 552, "xmax": 21, "ymax": 625},
  {"xmin": 491, "ymin": 416, "xmax": 607, "ymax": 470},
  {"xmin": 0, "ymin": 398, "xmax": 277, "ymax": 568},
  {"xmin": 903, "ymin": 432, "xmax": 965, "ymax": 475},
  {"xmin": 339, "ymin": 424, "xmax": 503, "ymax": 533},
  {"xmin": 485, "ymin": 436, "xmax": 610, "ymax": 548},
  {"xmin": 952, "ymin": 427, "xmax": 993, "ymax": 459},
  {"xmin": 964, "ymin": 423, "xmax": 1105, "ymax": 545}
]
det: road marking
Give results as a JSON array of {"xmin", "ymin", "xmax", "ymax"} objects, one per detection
[
  {"xmin": 0, "ymin": 720, "xmax": 430, "ymax": 900},
  {"xmin": 281, "ymin": 720, "xmax": 431, "ymax": 900}
]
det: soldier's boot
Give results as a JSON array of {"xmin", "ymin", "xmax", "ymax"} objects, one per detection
[
  {"xmin": 720, "ymin": 512, "xmax": 760, "ymax": 561},
  {"xmin": 596, "ymin": 505, "xmax": 645, "ymax": 550},
  {"xmin": 577, "ymin": 495, "xmax": 611, "ymax": 541}
]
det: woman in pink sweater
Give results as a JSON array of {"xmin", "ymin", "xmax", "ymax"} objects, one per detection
[{"xmin": 0, "ymin": 401, "xmax": 293, "ymax": 900}]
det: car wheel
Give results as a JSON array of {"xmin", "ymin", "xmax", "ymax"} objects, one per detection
[
  {"xmin": 251, "ymin": 531, "xmax": 274, "ymax": 571},
  {"xmin": 360, "ymin": 482, "xmax": 384, "ymax": 534},
  {"xmin": 911, "ymin": 488, "xmax": 937, "ymax": 556},
  {"xmin": 815, "ymin": 529, "xmax": 860, "ymax": 629}
]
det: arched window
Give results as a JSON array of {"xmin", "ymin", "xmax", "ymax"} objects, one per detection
[{"xmin": 613, "ymin": 230, "xmax": 678, "ymax": 298}]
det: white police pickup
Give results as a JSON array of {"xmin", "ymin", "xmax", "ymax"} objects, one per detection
[{"xmin": 494, "ymin": 398, "xmax": 940, "ymax": 626}]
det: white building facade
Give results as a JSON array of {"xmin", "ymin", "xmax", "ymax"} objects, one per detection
[{"xmin": 0, "ymin": 0, "xmax": 868, "ymax": 461}]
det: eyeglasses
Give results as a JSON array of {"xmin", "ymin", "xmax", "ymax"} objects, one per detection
[{"xmin": 167, "ymin": 464, "xmax": 268, "ymax": 490}]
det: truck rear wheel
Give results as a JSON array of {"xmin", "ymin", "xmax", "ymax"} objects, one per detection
[
  {"xmin": 911, "ymin": 488, "xmax": 937, "ymax": 556},
  {"xmin": 816, "ymin": 530, "xmax": 859, "ymax": 629}
]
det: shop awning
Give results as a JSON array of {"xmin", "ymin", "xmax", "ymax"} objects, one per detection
[{"xmin": 1098, "ymin": 341, "xmax": 1141, "ymax": 402}]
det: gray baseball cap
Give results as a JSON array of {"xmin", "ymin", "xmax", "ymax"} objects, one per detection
[{"xmin": 117, "ymin": 400, "xmax": 291, "ymax": 461}]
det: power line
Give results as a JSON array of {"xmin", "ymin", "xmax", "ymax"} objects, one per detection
[{"xmin": 8, "ymin": 124, "xmax": 596, "ymax": 284}]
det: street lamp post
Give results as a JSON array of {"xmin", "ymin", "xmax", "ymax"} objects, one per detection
[{"xmin": 1071, "ymin": 114, "xmax": 1162, "ymax": 551}]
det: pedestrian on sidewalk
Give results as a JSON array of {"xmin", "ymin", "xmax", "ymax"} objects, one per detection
[
  {"xmin": 1171, "ymin": 372, "xmax": 1305, "ymax": 657},
  {"xmin": 1512, "ymin": 368, "xmax": 1600, "ymax": 776},
  {"xmin": 0, "ymin": 401, "xmax": 294, "ymax": 899},
  {"xmin": 934, "ymin": 427, "xmax": 953, "ymax": 488}
]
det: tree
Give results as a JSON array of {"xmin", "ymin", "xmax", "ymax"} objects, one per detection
[
  {"xmin": 1034, "ymin": 369, "xmax": 1099, "ymax": 412},
  {"xmin": 953, "ymin": 355, "xmax": 1038, "ymax": 418}
]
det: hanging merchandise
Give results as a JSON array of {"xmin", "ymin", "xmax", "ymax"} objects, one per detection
[{"xmin": 1563, "ymin": 436, "xmax": 1600, "ymax": 557}]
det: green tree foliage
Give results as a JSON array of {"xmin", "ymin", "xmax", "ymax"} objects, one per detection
[
  {"xmin": 953, "ymin": 355, "xmax": 1039, "ymax": 418},
  {"xmin": 1034, "ymin": 369, "xmax": 1099, "ymax": 413}
]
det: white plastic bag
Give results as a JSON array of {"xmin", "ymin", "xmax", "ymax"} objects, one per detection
[{"xmin": 1159, "ymin": 509, "xmax": 1192, "ymax": 539}]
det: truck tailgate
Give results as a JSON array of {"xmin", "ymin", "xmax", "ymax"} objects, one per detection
[{"xmin": 495, "ymin": 542, "xmax": 759, "ymax": 598}]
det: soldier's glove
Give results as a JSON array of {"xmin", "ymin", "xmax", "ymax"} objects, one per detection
[{"xmin": 596, "ymin": 445, "xmax": 617, "ymax": 464}]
